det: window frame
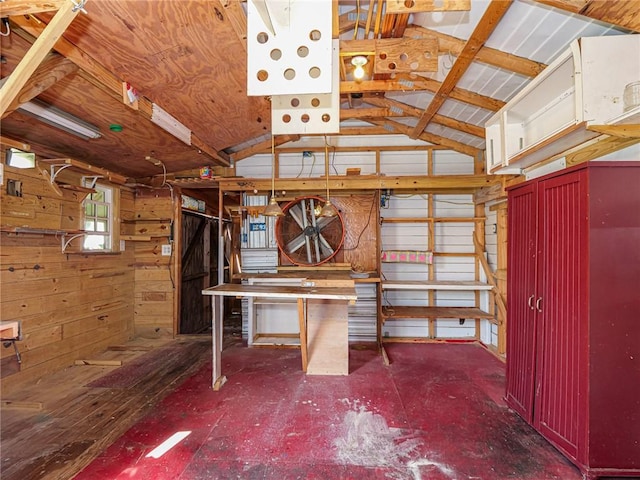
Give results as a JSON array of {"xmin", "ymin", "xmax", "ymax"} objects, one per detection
[{"xmin": 82, "ymin": 183, "xmax": 120, "ymax": 252}]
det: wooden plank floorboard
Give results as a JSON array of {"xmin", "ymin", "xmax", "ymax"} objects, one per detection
[{"xmin": 0, "ymin": 336, "xmax": 212, "ymax": 480}]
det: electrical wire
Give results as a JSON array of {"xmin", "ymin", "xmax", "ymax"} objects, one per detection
[{"xmin": 343, "ymin": 194, "xmax": 377, "ymax": 251}]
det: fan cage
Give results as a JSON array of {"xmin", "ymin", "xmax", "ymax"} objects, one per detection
[{"xmin": 275, "ymin": 195, "xmax": 346, "ymax": 266}]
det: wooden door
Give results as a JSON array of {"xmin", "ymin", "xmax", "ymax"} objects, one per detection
[
  {"xmin": 505, "ymin": 182, "xmax": 538, "ymax": 422},
  {"xmin": 180, "ymin": 212, "xmax": 212, "ymax": 334},
  {"xmin": 533, "ymin": 169, "xmax": 588, "ymax": 459}
]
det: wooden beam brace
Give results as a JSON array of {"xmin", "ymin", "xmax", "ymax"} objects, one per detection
[
  {"xmin": 410, "ymin": 0, "xmax": 512, "ymax": 138},
  {"xmin": 0, "ymin": 0, "xmax": 81, "ymax": 117},
  {"xmin": 342, "ymin": 78, "xmax": 505, "ymax": 111},
  {"xmin": 367, "ymin": 118, "xmax": 479, "ymax": 157},
  {"xmin": 1, "ymin": 54, "xmax": 78, "ymax": 119},
  {"xmin": 363, "ymin": 95, "xmax": 485, "ymax": 138},
  {"xmin": 405, "ymin": 25, "xmax": 546, "ymax": 77},
  {"xmin": 0, "ymin": 0, "xmax": 66, "ymax": 16}
]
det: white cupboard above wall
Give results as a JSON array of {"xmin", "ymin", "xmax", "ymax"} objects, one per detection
[{"xmin": 486, "ymin": 35, "xmax": 640, "ymax": 175}]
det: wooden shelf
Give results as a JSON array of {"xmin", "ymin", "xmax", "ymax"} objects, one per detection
[
  {"xmin": 121, "ymin": 218, "xmax": 172, "ymax": 223},
  {"xmin": 381, "ymin": 280, "xmax": 492, "ymax": 291},
  {"xmin": 381, "ymin": 306, "xmax": 493, "ymax": 320},
  {"xmin": 39, "ymin": 158, "xmax": 127, "ymax": 185},
  {"xmin": 1, "ymin": 226, "xmax": 84, "ymax": 236},
  {"xmin": 58, "ymin": 184, "xmax": 96, "ymax": 194}
]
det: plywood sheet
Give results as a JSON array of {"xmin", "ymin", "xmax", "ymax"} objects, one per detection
[{"xmin": 305, "ymin": 299, "xmax": 348, "ymax": 375}]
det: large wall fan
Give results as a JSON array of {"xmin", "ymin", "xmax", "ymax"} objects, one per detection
[{"xmin": 275, "ymin": 196, "xmax": 345, "ymax": 266}]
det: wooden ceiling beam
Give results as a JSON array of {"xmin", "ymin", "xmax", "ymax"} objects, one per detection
[
  {"xmin": 0, "ymin": 0, "xmax": 81, "ymax": 117},
  {"xmin": 405, "ymin": 25, "xmax": 546, "ymax": 77},
  {"xmin": 368, "ymin": 118, "xmax": 479, "ymax": 157},
  {"xmin": 363, "ymin": 95, "xmax": 485, "ymax": 138},
  {"xmin": 0, "ymin": 0, "xmax": 66, "ymax": 16},
  {"xmin": 342, "ymin": 78, "xmax": 505, "ymax": 111},
  {"xmin": 218, "ymin": 173, "xmax": 497, "ymax": 193},
  {"xmin": 410, "ymin": 0, "xmax": 512, "ymax": 139},
  {"xmin": 535, "ymin": 0, "xmax": 640, "ymax": 32},
  {"xmin": 10, "ymin": 13, "xmax": 230, "ymax": 167},
  {"xmin": 1, "ymin": 53, "xmax": 78, "ymax": 119}
]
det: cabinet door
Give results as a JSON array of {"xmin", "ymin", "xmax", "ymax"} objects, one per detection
[
  {"xmin": 534, "ymin": 169, "xmax": 588, "ymax": 459},
  {"xmin": 505, "ymin": 182, "xmax": 538, "ymax": 422}
]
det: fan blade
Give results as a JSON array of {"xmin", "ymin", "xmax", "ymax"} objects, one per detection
[
  {"xmin": 285, "ymin": 215, "xmax": 335, "ymax": 254},
  {"xmin": 309, "ymin": 199, "xmax": 322, "ymax": 263},
  {"xmin": 300, "ymin": 199, "xmax": 313, "ymax": 264},
  {"xmin": 287, "ymin": 203, "xmax": 306, "ymax": 231}
]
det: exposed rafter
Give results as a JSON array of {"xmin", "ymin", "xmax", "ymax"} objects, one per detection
[
  {"xmin": 230, "ymin": 135, "xmax": 300, "ymax": 163},
  {"xmin": 342, "ymin": 77, "xmax": 505, "ymax": 111},
  {"xmin": 535, "ymin": 0, "xmax": 640, "ymax": 32},
  {"xmin": 0, "ymin": 0, "xmax": 81, "ymax": 117},
  {"xmin": 1, "ymin": 53, "xmax": 78, "ymax": 118},
  {"xmin": 363, "ymin": 95, "xmax": 485, "ymax": 138},
  {"xmin": 0, "ymin": 0, "xmax": 67, "ymax": 16},
  {"xmin": 367, "ymin": 118, "xmax": 479, "ymax": 157},
  {"xmin": 405, "ymin": 26, "xmax": 547, "ymax": 77},
  {"xmin": 410, "ymin": 0, "xmax": 512, "ymax": 138}
]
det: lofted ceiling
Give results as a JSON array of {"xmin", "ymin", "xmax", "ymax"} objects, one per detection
[{"xmin": 0, "ymin": 0, "xmax": 637, "ymax": 181}]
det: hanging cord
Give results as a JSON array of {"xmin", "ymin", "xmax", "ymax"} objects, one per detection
[{"xmin": 353, "ymin": 0, "xmax": 361, "ymax": 40}]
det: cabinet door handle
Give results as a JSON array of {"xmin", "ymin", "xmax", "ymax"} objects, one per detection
[
  {"xmin": 536, "ymin": 297, "xmax": 543, "ymax": 312},
  {"xmin": 527, "ymin": 295, "xmax": 535, "ymax": 310}
]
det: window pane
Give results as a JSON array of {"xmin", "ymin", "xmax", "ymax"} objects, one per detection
[
  {"xmin": 92, "ymin": 191, "xmax": 104, "ymax": 202},
  {"xmin": 84, "ymin": 234, "xmax": 105, "ymax": 250},
  {"xmin": 85, "ymin": 203, "xmax": 95, "ymax": 216},
  {"xmin": 96, "ymin": 220, "xmax": 108, "ymax": 232},
  {"xmin": 85, "ymin": 220, "xmax": 95, "ymax": 231},
  {"xmin": 96, "ymin": 204, "xmax": 108, "ymax": 218}
]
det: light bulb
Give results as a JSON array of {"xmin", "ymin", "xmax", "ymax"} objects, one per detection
[{"xmin": 351, "ymin": 56, "xmax": 368, "ymax": 82}]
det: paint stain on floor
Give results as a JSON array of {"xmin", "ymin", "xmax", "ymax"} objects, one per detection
[{"xmin": 74, "ymin": 342, "xmax": 582, "ymax": 480}]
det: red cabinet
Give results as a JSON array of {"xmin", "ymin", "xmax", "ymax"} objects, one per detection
[{"xmin": 506, "ymin": 161, "xmax": 640, "ymax": 480}]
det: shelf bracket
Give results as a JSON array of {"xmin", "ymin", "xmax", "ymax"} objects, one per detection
[
  {"xmin": 1, "ymin": 320, "xmax": 22, "ymax": 365},
  {"xmin": 49, "ymin": 164, "xmax": 73, "ymax": 183},
  {"xmin": 82, "ymin": 175, "xmax": 103, "ymax": 189},
  {"xmin": 61, "ymin": 232, "xmax": 87, "ymax": 252}
]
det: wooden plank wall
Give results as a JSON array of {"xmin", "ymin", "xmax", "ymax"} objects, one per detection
[
  {"xmin": 0, "ymin": 164, "xmax": 135, "ymax": 392},
  {"xmin": 130, "ymin": 188, "xmax": 177, "ymax": 338}
]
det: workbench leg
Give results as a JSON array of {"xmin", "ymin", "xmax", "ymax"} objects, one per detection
[
  {"xmin": 212, "ymin": 296, "xmax": 227, "ymax": 390},
  {"xmin": 297, "ymin": 298, "xmax": 308, "ymax": 373}
]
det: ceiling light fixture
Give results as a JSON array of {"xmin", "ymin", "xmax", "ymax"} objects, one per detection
[
  {"xmin": 319, "ymin": 135, "xmax": 338, "ymax": 218},
  {"xmin": 18, "ymin": 99, "xmax": 102, "ymax": 140},
  {"xmin": 351, "ymin": 55, "xmax": 368, "ymax": 81},
  {"xmin": 263, "ymin": 135, "xmax": 285, "ymax": 217}
]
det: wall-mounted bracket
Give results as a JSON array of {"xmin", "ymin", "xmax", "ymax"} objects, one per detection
[
  {"xmin": 49, "ymin": 163, "xmax": 73, "ymax": 183},
  {"xmin": 61, "ymin": 232, "xmax": 87, "ymax": 252},
  {"xmin": 81, "ymin": 175, "xmax": 102, "ymax": 189}
]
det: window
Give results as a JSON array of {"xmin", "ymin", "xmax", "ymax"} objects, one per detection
[{"xmin": 83, "ymin": 184, "xmax": 113, "ymax": 251}]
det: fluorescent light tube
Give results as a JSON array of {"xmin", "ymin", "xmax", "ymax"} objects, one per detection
[
  {"xmin": 18, "ymin": 99, "xmax": 102, "ymax": 140},
  {"xmin": 151, "ymin": 103, "xmax": 192, "ymax": 145}
]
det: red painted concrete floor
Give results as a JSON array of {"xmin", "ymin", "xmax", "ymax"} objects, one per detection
[{"xmin": 75, "ymin": 342, "xmax": 582, "ymax": 480}]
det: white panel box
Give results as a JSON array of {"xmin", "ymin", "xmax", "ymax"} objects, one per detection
[
  {"xmin": 247, "ymin": 0, "xmax": 333, "ymax": 96},
  {"xmin": 271, "ymin": 40, "xmax": 340, "ymax": 134}
]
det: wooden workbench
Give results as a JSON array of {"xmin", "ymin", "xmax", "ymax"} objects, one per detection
[{"xmin": 202, "ymin": 283, "xmax": 357, "ymax": 390}]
